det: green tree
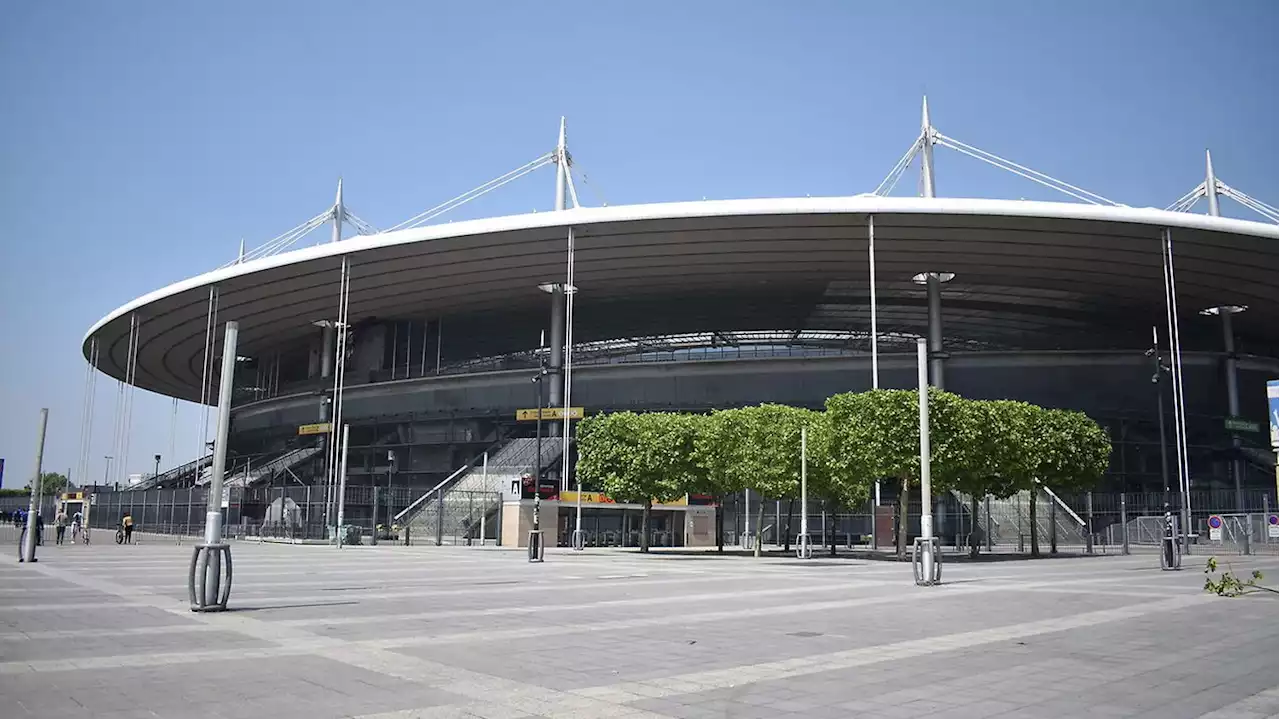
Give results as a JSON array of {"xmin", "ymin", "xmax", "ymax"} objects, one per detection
[
  {"xmin": 694, "ymin": 404, "xmax": 831, "ymax": 556},
  {"xmin": 953, "ymin": 400, "xmax": 1030, "ymax": 558},
  {"xmin": 25, "ymin": 472, "xmax": 69, "ymax": 497},
  {"xmin": 826, "ymin": 388, "xmax": 969, "ymax": 559},
  {"xmin": 576, "ymin": 412, "xmax": 698, "ymax": 552}
]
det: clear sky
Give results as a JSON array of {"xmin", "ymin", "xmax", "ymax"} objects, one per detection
[{"xmin": 0, "ymin": 1, "xmax": 1276, "ymax": 488}]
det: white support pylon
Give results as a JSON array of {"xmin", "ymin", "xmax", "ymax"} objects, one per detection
[
  {"xmin": 920, "ymin": 97, "xmax": 937, "ymax": 199},
  {"xmin": 1204, "ymin": 150, "xmax": 1221, "ymax": 217},
  {"xmin": 332, "ymin": 178, "xmax": 345, "ymax": 243},
  {"xmin": 554, "ymin": 118, "xmax": 567, "ymax": 212}
]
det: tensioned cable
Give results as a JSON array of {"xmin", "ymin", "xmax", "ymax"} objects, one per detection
[
  {"xmin": 935, "ymin": 133, "xmax": 1122, "ymax": 206},
  {"xmin": 873, "ymin": 136, "xmax": 923, "ymax": 196},
  {"xmin": 387, "ymin": 153, "xmax": 555, "ymax": 232},
  {"xmin": 219, "ymin": 210, "xmax": 332, "ymax": 268},
  {"xmin": 1218, "ymin": 183, "xmax": 1280, "ymax": 222}
]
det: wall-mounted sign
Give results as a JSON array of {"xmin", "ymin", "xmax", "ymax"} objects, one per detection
[
  {"xmin": 516, "ymin": 407, "xmax": 584, "ymax": 421},
  {"xmin": 1223, "ymin": 417, "xmax": 1259, "ymax": 434},
  {"xmin": 298, "ymin": 423, "xmax": 332, "ymax": 436}
]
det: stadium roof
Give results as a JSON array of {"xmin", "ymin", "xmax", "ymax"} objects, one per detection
[{"xmin": 84, "ymin": 196, "xmax": 1279, "ymax": 403}]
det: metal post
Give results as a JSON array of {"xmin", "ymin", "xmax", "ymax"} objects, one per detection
[
  {"xmin": 371, "ymin": 486, "xmax": 379, "ymax": 546},
  {"xmin": 435, "ymin": 488, "xmax": 444, "ymax": 547},
  {"xmin": 775, "ymin": 500, "xmax": 781, "ymax": 546},
  {"xmin": 798, "ymin": 427, "xmax": 811, "ymax": 559},
  {"xmin": 20, "ymin": 409, "xmax": 49, "ymax": 563},
  {"xmin": 868, "ymin": 214, "xmax": 880, "ymax": 389},
  {"xmin": 1049, "ymin": 498, "xmax": 1058, "ymax": 554},
  {"xmin": 984, "ymin": 495, "xmax": 992, "ymax": 552},
  {"xmin": 1162, "ymin": 231, "xmax": 1193, "ymax": 552},
  {"xmin": 335, "ymin": 424, "xmax": 350, "ymax": 547},
  {"xmin": 1086, "ymin": 492, "xmax": 1094, "ymax": 554},
  {"xmin": 1121, "ymin": 491, "xmax": 1129, "ymax": 555},
  {"xmin": 204, "ymin": 323, "xmax": 237, "ymax": 542},
  {"xmin": 914, "ymin": 338, "xmax": 938, "ymax": 584}
]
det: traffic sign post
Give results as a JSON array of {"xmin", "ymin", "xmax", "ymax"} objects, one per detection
[
  {"xmin": 1207, "ymin": 514, "xmax": 1223, "ymax": 542},
  {"xmin": 1267, "ymin": 514, "xmax": 1278, "ymax": 540}
]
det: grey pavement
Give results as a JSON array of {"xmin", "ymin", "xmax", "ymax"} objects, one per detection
[{"xmin": 0, "ymin": 537, "xmax": 1275, "ymax": 718}]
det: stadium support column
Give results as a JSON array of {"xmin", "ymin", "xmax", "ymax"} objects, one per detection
[
  {"xmin": 927, "ymin": 274, "xmax": 944, "ymax": 389},
  {"xmin": 541, "ymin": 285, "xmax": 565, "ymax": 440},
  {"xmin": 1222, "ymin": 308, "xmax": 1244, "ymax": 514},
  {"xmin": 913, "ymin": 272, "xmax": 953, "ymax": 390},
  {"xmin": 1203, "ymin": 305, "xmax": 1247, "ymax": 512},
  {"xmin": 545, "ymin": 117, "xmax": 569, "ymax": 440}
]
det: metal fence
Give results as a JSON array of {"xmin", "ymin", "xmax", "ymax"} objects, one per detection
[{"xmin": 715, "ymin": 487, "xmax": 1279, "ymax": 556}]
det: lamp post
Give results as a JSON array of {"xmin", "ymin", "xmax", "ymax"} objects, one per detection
[
  {"xmin": 153, "ymin": 454, "xmax": 161, "ymax": 483},
  {"xmin": 532, "ymin": 358, "xmax": 549, "ymax": 532}
]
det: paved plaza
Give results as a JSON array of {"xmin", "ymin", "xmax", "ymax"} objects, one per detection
[{"xmin": 0, "ymin": 535, "xmax": 1276, "ymax": 719}]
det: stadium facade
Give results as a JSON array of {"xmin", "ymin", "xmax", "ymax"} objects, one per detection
[{"xmin": 78, "ymin": 107, "xmax": 1279, "ymax": 547}]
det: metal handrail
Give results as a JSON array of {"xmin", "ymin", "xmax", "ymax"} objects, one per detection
[{"xmin": 393, "ymin": 464, "xmax": 470, "ymax": 523}]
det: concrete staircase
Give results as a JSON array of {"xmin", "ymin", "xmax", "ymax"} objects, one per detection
[{"xmin": 398, "ymin": 438, "xmax": 563, "ymax": 546}]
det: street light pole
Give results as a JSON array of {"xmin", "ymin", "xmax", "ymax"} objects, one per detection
[{"xmin": 533, "ymin": 360, "xmax": 546, "ymax": 533}]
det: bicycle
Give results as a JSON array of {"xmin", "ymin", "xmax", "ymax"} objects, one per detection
[{"xmin": 115, "ymin": 527, "xmax": 125, "ymax": 545}]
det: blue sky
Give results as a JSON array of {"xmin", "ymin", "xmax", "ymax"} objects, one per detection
[{"xmin": 0, "ymin": 1, "xmax": 1275, "ymax": 487}]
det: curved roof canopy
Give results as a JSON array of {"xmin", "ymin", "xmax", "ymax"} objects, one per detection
[{"xmin": 84, "ymin": 196, "xmax": 1279, "ymax": 403}]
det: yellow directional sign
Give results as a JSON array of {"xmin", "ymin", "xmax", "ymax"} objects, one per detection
[
  {"xmin": 298, "ymin": 422, "xmax": 333, "ymax": 436},
  {"xmin": 516, "ymin": 407, "xmax": 584, "ymax": 421}
]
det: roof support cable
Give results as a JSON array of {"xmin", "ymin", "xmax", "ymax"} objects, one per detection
[
  {"xmin": 387, "ymin": 152, "xmax": 555, "ymax": 232},
  {"xmin": 933, "ymin": 132, "xmax": 1123, "ymax": 207},
  {"xmin": 221, "ymin": 210, "xmax": 333, "ymax": 268},
  {"xmin": 343, "ymin": 211, "xmax": 380, "ymax": 236},
  {"xmin": 1217, "ymin": 183, "xmax": 1280, "ymax": 222},
  {"xmin": 1165, "ymin": 183, "xmax": 1206, "ymax": 212},
  {"xmin": 873, "ymin": 135, "xmax": 923, "ymax": 196}
]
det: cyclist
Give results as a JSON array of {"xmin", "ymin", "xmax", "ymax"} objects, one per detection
[
  {"xmin": 70, "ymin": 511, "xmax": 83, "ymax": 542},
  {"xmin": 121, "ymin": 512, "xmax": 134, "ymax": 544}
]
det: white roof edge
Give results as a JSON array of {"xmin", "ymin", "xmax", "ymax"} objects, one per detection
[{"xmin": 83, "ymin": 195, "xmax": 1279, "ymax": 346}]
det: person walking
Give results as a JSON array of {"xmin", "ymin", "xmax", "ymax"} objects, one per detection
[
  {"xmin": 122, "ymin": 512, "xmax": 134, "ymax": 544},
  {"xmin": 54, "ymin": 509, "xmax": 68, "ymax": 545},
  {"xmin": 35, "ymin": 513, "xmax": 45, "ymax": 546}
]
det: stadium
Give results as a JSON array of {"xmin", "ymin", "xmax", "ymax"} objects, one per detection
[{"xmin": 76, "ymin": 104, "xmax": 1279, "ymax": 549}]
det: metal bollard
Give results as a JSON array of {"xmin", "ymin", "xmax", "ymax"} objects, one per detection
[
  {"xmin": 912, "ymin": 536, "xmax": 941, "ymax": 586},
  {"xmin": 528, "ymin": 530, "xmax": 544, "ymax": 562},
  {"xmin": 188, "ymin": 543, "xmax": 233, "ymax": 611},
  {"xmin": 796, "ymin": 533, "xmax": 813, "ymax": 559}
]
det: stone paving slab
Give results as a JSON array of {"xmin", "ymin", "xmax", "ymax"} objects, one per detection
[{"xmin": 0, "ymin": 538, "xmax": 1275, "ymax": 718}]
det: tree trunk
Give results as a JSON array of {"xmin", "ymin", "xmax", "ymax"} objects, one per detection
[
  {"xmin": 784, "ymin": 497, "xmax": 795, "ymax": 553},
  {"xmin": 828, "ymin": 500, "xmax": 837, "ymax": 557},
  {"xmin": 969, "ymin": 495, "xmax": 980, "ymax": 559},
  {"xmin": 640, "ymin": 499, "xmax": 651, "ymax": 553},
  {"xmin": 754, "ymin": 496, "xmax": 765, "ymax": 558},
  {"xmin": 1029, "ymin": 488, "xmax": 1040, "ymax": 557},
  {"xmin": 715, "ymin": 496, "xmax": 724, "ymax": 554},
  {"xmin": 896, "ymin": 475, "xmax": 910, "ymax": 560}
]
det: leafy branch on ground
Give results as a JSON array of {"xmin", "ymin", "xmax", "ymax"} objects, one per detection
[{"xmin": 1202, "ymin": 557, "xmax": 1277, "ymax": 597}]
